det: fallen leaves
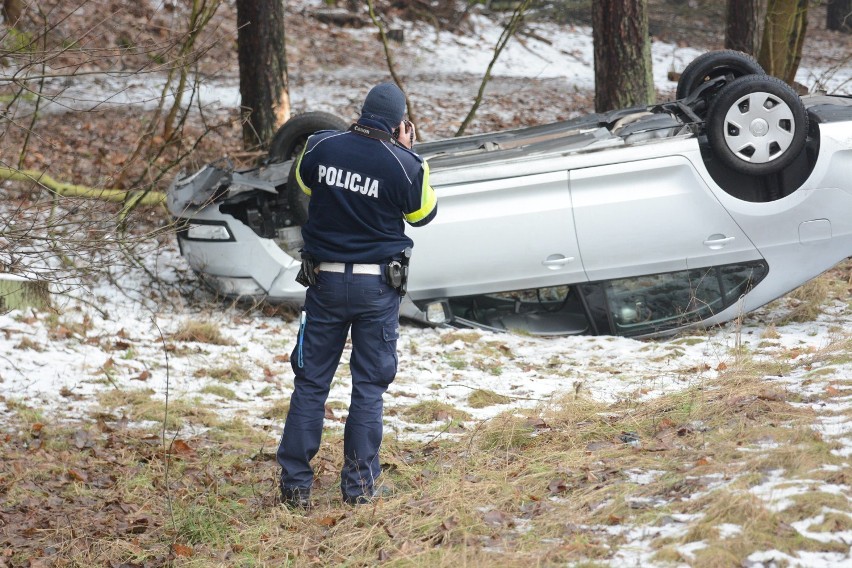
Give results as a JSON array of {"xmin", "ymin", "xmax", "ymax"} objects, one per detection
[
  {"xmin": 74, "ymin": 429, "xmax": 94, "ymax": 450},
  {"xmin": 317, "ymin": 515, "xmax": 340, "ymax": 527},
  {"xmin": 0, "ymin": 418, "xmax": 272, "ymax": 565},
  {"xmin": 59, "ymin": 386, "xmax": 84, "ymax": 399},
  {"xmin": 171, "ymin": 543, "xmax": 193, "ymax": 557},
  {"xmin": 482, "ymin": 509, "xmax": 513, "ymax": 527},
  {"xmin": 548, "ymin": 478, "xmax": 569, "ymax": 494},
  {"xmin": 525, "ymin": 416, "xmax": 549, "ymax": 429},
  {"xmin": 67, "ymin": 468, "xmax": 88, "ymax": 482},
  {"xmin": 441, "ymin": 516, "xmax": 459, "ymax": 530},
  {"xmin": 48, "ymin": 325, "xmax": 76, "ymax": 340},
  {"xmin": 169, "ymin": 439, "xmax": 195, "ymax": 456}
]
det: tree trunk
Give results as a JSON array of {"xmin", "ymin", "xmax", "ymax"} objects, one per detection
[
  {"xmin": 0, "ymin": 275, "xmax": 50, "ymax": 313},
  {"xmin": 2, "ymin": 0, "xmax": 23, "ymax": 27},
  {"xmin": 592, "ymin": 0, "xmax": 654, "ymax": 113},
  {"xmin": 725, "ymin": 0, "xmax": 759, "ymax": 55},
  {"xmin": 758, "ymin": 0, "xmax": 808, "ymax": 85},
  {"xmin": 827, "ymin": 0, "xmax": 852, "ymax": 32},
  {"xmin": 236, "ymin": 0, "xmax": 290, "ymax": 150}
]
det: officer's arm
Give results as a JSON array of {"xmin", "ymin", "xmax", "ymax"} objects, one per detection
[
  {"xmin": 403, "ymin": 161, "xmax": 437, "ymax": 227},
  {"xmin": 294, "ymin": 138, "xmax": 313, "ymax": 197}
]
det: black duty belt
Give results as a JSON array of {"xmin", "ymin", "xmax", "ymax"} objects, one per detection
[{"xmin": 348, "ymin": 123, "xmax": 397, "ymax": 144}]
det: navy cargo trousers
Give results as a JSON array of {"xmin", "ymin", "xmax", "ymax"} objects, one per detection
[{"xmin": 276, "ymin": 266, "xmax": 400, "ymax": 502}]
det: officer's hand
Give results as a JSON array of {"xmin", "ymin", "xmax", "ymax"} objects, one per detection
[{"xmin": 397, "ymin": 120, "xmax": 416, "ymax": 149}]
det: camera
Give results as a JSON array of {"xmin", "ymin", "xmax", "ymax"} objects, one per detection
[{"xmin": 393, "ymin": 120, "xmax": 415, "ymax": 146}]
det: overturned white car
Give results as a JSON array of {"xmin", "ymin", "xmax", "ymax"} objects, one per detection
[{"xmin": 168, "ymin": 51, "xmax": 852, "ymax": 337}]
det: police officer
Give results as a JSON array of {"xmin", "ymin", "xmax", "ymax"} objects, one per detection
[{"xmin": 277, "ymin": 83, "xmax": 438, "ymax": 507}]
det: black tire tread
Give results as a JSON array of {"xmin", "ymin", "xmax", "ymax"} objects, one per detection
[
  {"xmin": 268, "ymin": 111, "xmax": 348, "ymax": 162},
  {"xmin": 677, "ymin": 50, "xmax": 765, "ymax": 100}
]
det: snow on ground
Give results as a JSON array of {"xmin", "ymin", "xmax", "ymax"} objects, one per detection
[
  {"xmin": 1, "ymin": 239, "xmax": 849, "ymax": 454},
  {"xmin": 2, "ymin": 239, "xmax": 851, "ymax": 568},
  {"xmin": 3, "ymin": 6, "xmax": 852, "ymax": 565},
  {"xmin": 402, "ymin": 13, "xmax": 703, "ymax": 90},
  {"xmin": 0, "ymin": 243, "xmax": 718, "ymax": 432}
]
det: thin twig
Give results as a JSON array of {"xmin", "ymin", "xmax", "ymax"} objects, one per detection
[
  {"xmin": 151, "ymin": 317, "xmax": 178, "ymax": 535},
  {"xmin": 443, "ymin": 382, "xmax": 546, "ymax": 402},
  {"xmin": 419, "ymin": 419, "xmax": 455, "ymax": 449},
  {"xmin": 17, "ymin": 7, "xmax": 50, "ymax": 171},
  {"xmin": 0, "ymin": 353, "xmax": 25, "ymax": 376},
  {"xmin": 365, "ymin": 0, "xmax": 418, "ymax": 129},
  {"xmin": 455, "ymin": 0, "xmax": 532, "ymax": 136}
]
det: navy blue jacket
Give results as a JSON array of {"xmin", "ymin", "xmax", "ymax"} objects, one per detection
[{"xmin": 294, "ymin": 117, "xmax": 437, "ymax": 263}]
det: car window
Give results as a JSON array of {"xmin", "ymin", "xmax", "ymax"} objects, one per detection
[
  {"xmin": 442, "ymin": 285, "xmax": 591, "ymax": 336},
  {"xmin": 604, "ymin": 261, "xmax": 768, "ymax": 336}
]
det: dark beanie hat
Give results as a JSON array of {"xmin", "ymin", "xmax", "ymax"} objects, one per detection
[{"xmin": 360, "ymin": 82, "xmax": 406, "ymax": 126}]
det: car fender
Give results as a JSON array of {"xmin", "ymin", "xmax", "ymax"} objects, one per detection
[{"xmin": 693, "ymin": 121, "xmax": 852, "ymax": 313}]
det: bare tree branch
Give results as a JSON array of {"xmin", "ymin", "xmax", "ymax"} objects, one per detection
[
  {"xmin": 366, "ymin": 0, "xmax": 418, "ymax": 128},
  {"xmin": 455, "ymin": 0, "xmax": 532, "ymax": 137}
]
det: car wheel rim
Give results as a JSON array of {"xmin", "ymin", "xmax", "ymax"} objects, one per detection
[{"xmin": 722, "ymin": 91, "xmax": 795, "ymax": 163}]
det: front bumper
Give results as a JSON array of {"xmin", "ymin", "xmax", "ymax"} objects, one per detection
[
  {"xmin": 174, "ymin": 211, "xmax": 427, "ymax": 322},
  {"xmin": 175, "ymin": 208, "xmax": 305, "ymax": 302}
]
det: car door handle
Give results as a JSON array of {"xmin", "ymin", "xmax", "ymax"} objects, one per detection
[
  {"xmin": 542, "ymin": 255, "xmax": 575, "ymax": 268},
  {"xmin": 703, "ymin": 235, "xmax": 735, "ymax": 249}
]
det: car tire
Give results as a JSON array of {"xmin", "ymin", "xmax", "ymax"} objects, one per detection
[
  {"xmin": 269, "ymin": 112, "xmax": 348, "ymax": 225},
  {"xmin": 268, "ymin": 111, "xmax": 348, "ymax": 162},
  {"xmin": 707, "ymin": 75, "xmax": 808, "ymax": 176},
  {"xmin": 676, "ymin": 50, "xmax": 765, "ymax": 101}
]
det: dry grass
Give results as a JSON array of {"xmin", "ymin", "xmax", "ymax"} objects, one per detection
[
  {"xmin": 6, "ymin": 328, "xmax": 851, "ymax": 566},
  {"xmin": 262, "ymin": 398, "xmax": 290, "ymax": 421},
  {"xmin": 467, "ymin": 388, "xmax": 513, "ymax": 408},
  {"xmin": 171, "ymin": 319, "xmax": 233, "ymax": 345},
  {"xmin": 783, "ymin": 277, "xmax": 833, "ymax": 323},
  {"xmin": 199, "ymin": 384, "xmax": 238, "ymax": 400},
  {"xmin": 403, "ymin": 400, "xmax": 472, "ymax": 424},
  {"xmin": 194, "ymin": 362, "xmax": 252, "ymax": 383},
  {"xmin": 8, "ymin": 368, "xmax": 846, "ymax": 566},
  {"xmin": 96, "ymin": 387, "xmax": 219, "ymax": 430},
  {"xmin": 14, "ymin": 337, "xmax": 43, "ymax": 351},
  {"xmin": 439, "ymin": 330, "xmax": 482, "ymax": 346},
  {"xmin": 776, "ymin": 262, "xmax": 851, "ymax": 324}
]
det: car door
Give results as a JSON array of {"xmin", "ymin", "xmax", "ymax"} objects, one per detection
[
  {"xmin": 406, "ymin": 170, "xmax": 587, "ymax": 300},
  {"xmin": 570, "ymin": 155, "xmax": 762, "ymax": 282}
]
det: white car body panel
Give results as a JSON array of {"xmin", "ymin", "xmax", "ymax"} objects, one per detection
[
  {"xmin": 570, "ymin": 154, "xmax": 761, "ymax": 281},
  {"xmin": 407, "ymin": 170, "xmax": 586, "ymax": 299}
]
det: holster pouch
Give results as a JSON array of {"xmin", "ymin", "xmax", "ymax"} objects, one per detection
[
  {"xmin": 386, "ymin": 261, "xmax": 404, "ymax": 290},
  {"xmin": 385, "ymin": 247, "xmax": 412, "ymax": 296},
  {"xmin": 295, "ymin": 256, "xmax": 317, "ymax": 287}
]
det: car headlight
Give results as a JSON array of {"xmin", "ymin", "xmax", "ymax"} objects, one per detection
[
  {"xmin": 424, "ymin": 300, "xmax": 451, "ymax": 324},
  {"xmin": 185, "ymin": 222, "xmax": 233, "ymax": 241}
]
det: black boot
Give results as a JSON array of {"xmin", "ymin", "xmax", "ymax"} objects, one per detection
[{"xmin": 280, "ymin": 485, "xmax": 311, "ymax": 510}]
